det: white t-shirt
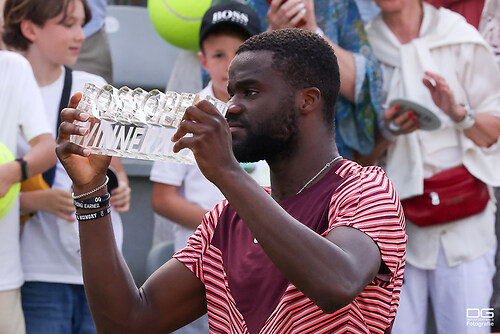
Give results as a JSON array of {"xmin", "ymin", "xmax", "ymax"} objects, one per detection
[
  {"xmin": 0, "ymin": 51, "xmax": 51, "ymax": 291},
  {"xmin": 19, "ymin": 68, "xmax": 123, "ymax": 285}
]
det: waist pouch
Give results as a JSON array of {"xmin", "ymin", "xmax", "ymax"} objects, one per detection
[{"xmin": 401, "ymin": 165, "xmax": 489, "ymax": 227}]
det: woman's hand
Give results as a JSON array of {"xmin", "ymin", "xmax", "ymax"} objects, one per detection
[
  {"xmin": 423, "ymin": 71, "xmax": 465, "ymax": 122},
  {"xmin": 267, "ymin": 0, "xmax": 311, "ymax": 30},
  {"xmin": 384, "ymin": 104, "xmax": 420, "ymax": 136}
]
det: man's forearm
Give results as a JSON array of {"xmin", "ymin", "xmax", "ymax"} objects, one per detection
[
  {"xmin": 214, "ymin": 168, "xmax": 378, "ymax": 312},
  {"xmin": 75, "ymin": 179, "xmax": 143, "ymax": 331},
  {"xmin": 78, "ymin": 187, "xmax": 207, "ymax": 333}
]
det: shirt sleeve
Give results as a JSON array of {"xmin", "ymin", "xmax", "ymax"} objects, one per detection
[
  {"xmin": 172, "ymin": 200, "xmax": 228, "ymax": 283},
  {"xmin": 149, "ymin": 160, "xmax": 188, "ymax": 186},
  {"xmin": 18, "ymin": 58, "xmax": 51, "ymax": 142},
  {"xmin": 457, "ymin": 41, "xmax": 500, "ymax": 183},
  {"xmin": 327, "ymin": 166, "xmax": 407, "ymax": 278},
  {"xmin": 320, "ymin": 0, "xmax": 385, "ymax": 158}
]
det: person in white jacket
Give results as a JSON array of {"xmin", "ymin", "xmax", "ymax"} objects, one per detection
[{"xmin": 366, "ymin": 0, "xmax": 500, "ymax": 332}]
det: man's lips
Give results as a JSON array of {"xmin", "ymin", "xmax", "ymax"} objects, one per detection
[{"xmin": 227, "ymin": 122, "xmax": 245, "ymax": 133}]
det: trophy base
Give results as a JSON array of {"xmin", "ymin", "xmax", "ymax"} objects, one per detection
[{"xmin": 70, "ymin": 119, "xmax": 196, "ymax": 164}]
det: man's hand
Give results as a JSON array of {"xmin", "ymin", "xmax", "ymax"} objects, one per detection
[
  {"xmin": 171, "ymin": 100, "xmax": 240, "ymax": 184},
  {"xmin": 56, "ymin": 93, "xmax": 111, "ymax": 191}
]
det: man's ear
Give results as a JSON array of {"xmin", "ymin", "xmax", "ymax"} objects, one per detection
[
  {"xmin": 20, "ymin": 20, "xmax": 38, "ymax": 43},
  {"xmin": 298, "ymin": 87, "xmax": 321, "ymax": 115},
  {"xmin": 197, "ymin": 50, "xmax": 208, "ymax": 71}
]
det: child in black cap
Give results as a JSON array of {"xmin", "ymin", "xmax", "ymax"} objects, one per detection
[{"xmin": 197, "ymin": 1, "xmax": 261, "ymax": 102}]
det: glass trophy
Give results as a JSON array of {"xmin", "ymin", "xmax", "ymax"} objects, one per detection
[{"xmin": 70, "ymin": 83, "xmax": 228, "ymax": 164}]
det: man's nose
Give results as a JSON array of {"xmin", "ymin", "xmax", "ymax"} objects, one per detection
[{"xmin": 226, "ymin": 99, "xmax": 243, "ymax": 115}]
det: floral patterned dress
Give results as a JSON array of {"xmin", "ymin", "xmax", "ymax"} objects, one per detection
[{"xmin": 212, "ymin": 0, "xmax": 385, "ymax": 158}]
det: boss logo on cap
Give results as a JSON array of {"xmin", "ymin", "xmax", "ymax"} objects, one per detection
[{"xmin": 212, "ymin": 10, "xmax": 249, "ymax": 26}]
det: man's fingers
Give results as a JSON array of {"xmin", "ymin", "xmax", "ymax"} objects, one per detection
[
  {"xmin": 60, "ymin": 108, "xmax": 89, "ymax": 123},
  {"xmin": 171, "ymin": 119, "xmax": 209, "ymax": 146},
  {"xmin": 172, "ymin": 102, "xmax": 222, "ymax": 142},
  {"xmin": 56, "ymin": 141, "xmax": 91, "ymax": 159},
  {"xmin": 172, "ymin": 135, "xmax": 197, "ymax": 154},
  {"xmin": 68, "ymin": 92, "xmax": 82, "ymax": 108},
  {"xmin": 193, "ymin": 100, "xmax": 220, "ymax": 116},
  {"xmin": 57, "ymin": 120, "xmax": 89, "ymax": 143}
]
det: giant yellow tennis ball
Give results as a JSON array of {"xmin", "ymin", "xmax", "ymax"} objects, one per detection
[
  {"xmin": 0, "ymin": 142, "xmax": 20, "ymax": 219},
  {"xmin": 148, "ymin": 0, "xmax": 212, "ymax": 51}
]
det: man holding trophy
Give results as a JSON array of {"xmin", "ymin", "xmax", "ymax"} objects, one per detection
[{"xmin": 56, "ymin": 29, "xmax": 406, "ymax": 333}]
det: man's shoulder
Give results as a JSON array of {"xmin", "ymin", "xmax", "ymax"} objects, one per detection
[
  {"xmin": 337, "ymin": 159, "xmax": 386, "ymax": 181},
  {"xmin": 332, "ymin": 160, "xmax": 394, "ymax": 205}
]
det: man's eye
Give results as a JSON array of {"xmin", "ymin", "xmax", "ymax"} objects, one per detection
[{"xmin": 245, "ymin": 90, "xmax": 258, "ymax": 96}]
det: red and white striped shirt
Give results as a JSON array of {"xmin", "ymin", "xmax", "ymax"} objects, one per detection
[{"xmin": 174, "ymin": 160, "xmax": 406, "ymax": 333}]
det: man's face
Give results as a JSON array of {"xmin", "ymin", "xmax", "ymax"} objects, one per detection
[{"xmin": 226, "ymin": 50, "xmax": 300, "ymax": 163}]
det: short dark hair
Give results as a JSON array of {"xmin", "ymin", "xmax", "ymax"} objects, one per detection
[
  {"xmin": 2, "ymin": 0, "xmax": 91, "ymax": 51},
  {"xmin": 236, "ymin": 28, "xmax": 340, "ymax": 128}
]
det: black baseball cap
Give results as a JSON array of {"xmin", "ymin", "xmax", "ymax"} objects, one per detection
[{"xmin": 199, "ymin": 2, "xmax": 261, "ymax": 48}]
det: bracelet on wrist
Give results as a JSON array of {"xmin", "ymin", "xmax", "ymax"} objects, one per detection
[
  {"xmin": 75, "ymin": 206, "xmax": 112, "ymax": 222},
  {"xmin": 15, "ymin": 158, "xmax": 29, "ymax": 181},
  {"xmin": 378, "ymin": 119, "xmax": 397, "ymax": 141},
  {"xmin": 315, "ymin": 27, "xmax": 324, "ymax": 37},
  {"xmin": 73, "ymin": 193, "xmax": 111, "ymax": 209},
  {"xmin": 454, "ymin": 103, "xmax": 476, "ymax": 130},
  {"xmin": 72, "ymin": 175, "xmax": 109, "ymax": 200}
]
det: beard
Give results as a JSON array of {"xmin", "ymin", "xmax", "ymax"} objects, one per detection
[{"xmin": 231, "ymin": 99, "xmax": 300, "ymax": 163}]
